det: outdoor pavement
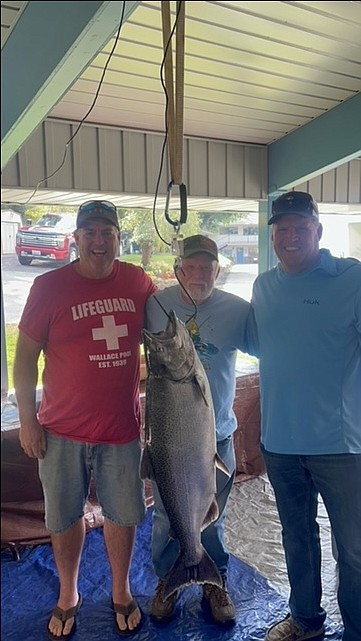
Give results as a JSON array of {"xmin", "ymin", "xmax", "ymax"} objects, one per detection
[{"xmin": 220, "ymin": 262, "xmax": 258, "ymax": 302}]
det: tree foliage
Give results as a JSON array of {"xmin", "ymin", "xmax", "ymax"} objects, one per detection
[
  {"xmin": 119, "ymin": 208, "xmax": 203, "ymax": 254},
  {"xmin": 22, "ymin": 204, "xmax": 77, "ymax": 224},
  {"xmin": 198, "ymin": 211, "xmax": 248, "ymax": 233}
]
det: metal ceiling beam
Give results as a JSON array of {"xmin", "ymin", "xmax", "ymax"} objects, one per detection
[
  {"xmin": 1, "ymin": 0, "xmax": 141, "ymax": 170},
  {"xmin": 268, "ymin": 92, "xmax": 361, "ymax": 193}
]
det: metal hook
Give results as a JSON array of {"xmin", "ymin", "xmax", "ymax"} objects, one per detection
[{"xmin": 164, "ymin": 181, "xmax": 188, "ymax": 229}]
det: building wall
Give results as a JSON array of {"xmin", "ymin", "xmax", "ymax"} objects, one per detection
[
  {"xmin": 1, "ymin": 119, "xmax": 268, "ymax": 201},
  {"xmin": 217, "ymin": 221, "xmax": 258, "ymax": 264},
  {"xmin": 1, "ymin": 210, "xmax": 22, "ymax": 254}
]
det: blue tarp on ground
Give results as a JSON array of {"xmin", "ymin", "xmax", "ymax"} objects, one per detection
[{"xmin": 1, "ymin": 508, "xmax": 343, "ymax": 641}]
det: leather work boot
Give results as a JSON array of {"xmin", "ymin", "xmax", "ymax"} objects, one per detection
[
  {"xmin": 150, "ymin": 579, "xmax": 178, "ymax": 622},
  {"xmin": 265, "ymin": 614, "xmax": 325, "ymax": 641},
  {"xmin": 202, "ymin": 577, "xmax": 236, "ymax": 625}
]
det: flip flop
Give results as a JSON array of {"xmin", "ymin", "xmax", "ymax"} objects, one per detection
[
  {"xmin": 113, "ymin": 598, "xmax": 143, "ymax": 636},
  {"xmin": 46, "ymin": 594, "xmax": 82, "ymax": 641}
]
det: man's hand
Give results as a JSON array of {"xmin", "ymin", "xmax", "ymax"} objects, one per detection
[{"xmin": 19, "ymin": 420, "xmax": 46, "ymax": 459}]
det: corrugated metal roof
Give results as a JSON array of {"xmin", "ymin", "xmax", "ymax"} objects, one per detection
[
  {"xmin": 49, "ymin": 1, "xmax": 361, "ymax": 145},
  {"xmin": 2, "ymin": 1, "xmax": 361, "ymax": 146},
  {"xmin": 1, "ymin": 1, "xmax": 361, "ymax": 211}
]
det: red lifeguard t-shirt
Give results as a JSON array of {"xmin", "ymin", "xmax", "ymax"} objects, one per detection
[{"xmin": 19, "ymin": 261, "xmax": 156, "ymax": 444}]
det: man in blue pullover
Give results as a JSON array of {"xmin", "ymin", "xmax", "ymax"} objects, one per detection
[{"xmin": 251, "ymin": 191, "xmax": 361, "ymax": 641}]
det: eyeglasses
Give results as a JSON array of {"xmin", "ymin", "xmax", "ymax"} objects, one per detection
[
  {"xmin": 78, "ymin": 200, "xmax": 117, "ymax": 214},
  {"xmin": 272, "ymin": 192, "xmax": 318, "ymax": 217}
]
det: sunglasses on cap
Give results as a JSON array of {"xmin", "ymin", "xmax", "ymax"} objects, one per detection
[
  {"xmin": 76, "ymin": 200, "xmax": 119, "ymax": 230},
  {"xmin": 78, "ymin": 200, "xmax": 117, "ymax": 213},
  {"xmin": 268, "ymin": 191, "xmax": 319, "ymax": 225}
]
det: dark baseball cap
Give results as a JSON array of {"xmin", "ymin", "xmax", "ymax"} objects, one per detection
[
  {"xmin": 76, "ymin": 200, "xmax": 119, "ymax": 230},
  {"xmin": 181, "ymin": 235, "xmax": 218, "ymax": 261},
  {"xmin": 268, "ymin": 191, "xmax": 319, "ymax": 225}
]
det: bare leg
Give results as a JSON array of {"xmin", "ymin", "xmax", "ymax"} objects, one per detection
[
  {"xmin": 103, "ymin": 518, "xmax": 141, "ymax": 632},
  {"xmin": 48, "ymin": 517, "xmax": 85, "ymax": 638}
]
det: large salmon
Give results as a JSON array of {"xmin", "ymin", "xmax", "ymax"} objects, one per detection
[{"xmin": 141, "ymin": 310, "xmax": 229, "ymax": 599}]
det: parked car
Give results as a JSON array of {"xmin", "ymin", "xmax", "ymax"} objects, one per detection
[{"xmin": 15, "ymin": 213, "xmax": 78, "ymax": 266}]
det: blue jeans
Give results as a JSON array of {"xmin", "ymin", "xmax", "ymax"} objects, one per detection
[
  {"xmin": 262, "ymin": 447, "xmax": 361, "ymax": 641},
  {"xmin": 151, "ymin": 435, "xmax": 236, "ymax": 580}
]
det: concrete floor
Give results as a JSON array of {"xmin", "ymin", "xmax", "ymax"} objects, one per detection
[{"xmin": 225, "ymin": 474, "xmax": 341, "ymax": 625}]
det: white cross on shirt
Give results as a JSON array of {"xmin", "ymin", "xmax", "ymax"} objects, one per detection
[{"xmin": 92, "ymin": 315, "xmax": 128, "ymax": 350}]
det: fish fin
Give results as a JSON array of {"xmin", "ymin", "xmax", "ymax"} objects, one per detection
[
  {"xmin": 193, "ymin": 375, "xmax": 211, "ymax": 406},
  {"xmin": 215, "ymin": 453, "xmax": 231, "ymax": 476},
  {"xmin": 201, "ymin": 499, "xmax": 219, "ymax": 531},
  {"xmin": 163, "ymin": 549, "xmax": 222, "ymax": 599},
  {"xmin": 140, "ymin": 446, "xmax": 155, "ymax": 480}
]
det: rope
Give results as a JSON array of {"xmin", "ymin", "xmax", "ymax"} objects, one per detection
[
  {"xmin": 161, "ymin": 1, "xmax": 185, "ymax": 187},
  {"xmin": 175, "ymin": 1, "xmax": 185, "ymax": 186}
]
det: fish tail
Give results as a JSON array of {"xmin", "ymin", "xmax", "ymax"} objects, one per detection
[{"xmin": 163, "ymin": 549, "xmax": 222, "ymax": 600}]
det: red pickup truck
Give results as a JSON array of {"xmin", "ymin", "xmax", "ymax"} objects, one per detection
[{"xmin": 15, "ymin": 213, "xmax": 78, "ymax": 266}]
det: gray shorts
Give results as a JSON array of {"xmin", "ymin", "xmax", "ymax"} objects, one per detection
[{"xmin": 38, "ymin": 433, "xmax": 146, "ymax": 533}]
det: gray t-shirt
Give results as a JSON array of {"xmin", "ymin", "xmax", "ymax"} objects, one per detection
[{"xmin": 145, "ymin": 285, "xmax": 254, "ymax": 440}]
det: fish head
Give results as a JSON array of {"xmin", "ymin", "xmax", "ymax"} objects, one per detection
[{"xmin": 142, "ymin": 310, "xmax": 197, "ymax": 381}]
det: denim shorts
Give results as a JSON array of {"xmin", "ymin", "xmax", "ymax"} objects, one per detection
[{"xmin": 38, "ymin": 433, "xmax": 146, "ymax": 533}]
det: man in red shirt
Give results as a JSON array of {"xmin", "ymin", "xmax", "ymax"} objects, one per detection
[{"xmin": 14, "ymin": 200, "xmax": 156, "ymax": 639}]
